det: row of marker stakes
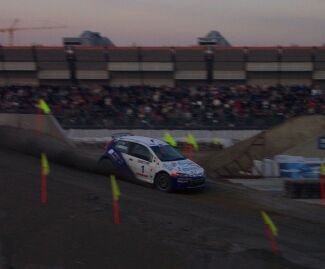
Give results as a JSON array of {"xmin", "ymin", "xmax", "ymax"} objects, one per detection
[
  {"xmin": 36, "ymin": 99, "xmax": 121, "ymax": 224},
  {"xmin": 40, "ymin": 152, "xmax": 121, "ymax": 224},
  {"xmin": 40, "ymin": 153, "xmax": 280, "ymax": 254},
  {"xmin": 36, "ymin": 100, "xmax": 325, "ymax": 255},
  {"xmin": 166, "ymin": 131, "xmax": 279, "ymax": 254},
  {"xmin": 164, "ymin": 132, "xmax": 198, "ymax": 160},
  {"xmin": 164, "ymin": 132, "xmax": 222, "ymax": 160}
]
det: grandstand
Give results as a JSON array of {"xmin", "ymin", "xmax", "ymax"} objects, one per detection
[
  {"xmin": 0, "ymin": 84, "xmax": 323, "ymax": 129},
  {"xmin": 0, "ymin": 46, "xmax": 325, "ymax": 87}
]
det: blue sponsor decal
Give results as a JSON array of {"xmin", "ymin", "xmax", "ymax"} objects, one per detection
[
  {"xmin": 107, "ymin": 148, "xmax": 125, "ymax": 166},
  {"xmin": 101, "ymin": 141, "xmax": 135, "ymax": 178},
  {"xmin": 279, "ymin": 162, "xmax": 321, "ymax": 179}
]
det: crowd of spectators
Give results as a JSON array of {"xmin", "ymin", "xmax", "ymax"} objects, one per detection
[{"xmin": 0, "ymin": 84, "xmax": 324, "ymax": 129}]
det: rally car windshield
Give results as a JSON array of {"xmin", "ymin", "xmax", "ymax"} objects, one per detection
[{"xmin": 151, "ymin": 145, "xmax": 185, "ymax": 162}]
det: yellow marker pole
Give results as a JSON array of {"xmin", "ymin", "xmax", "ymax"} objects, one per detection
[
  {"xmin": 261, "ymin": 210, "xmax": 278, "ymax": 237},
  {"xmin": 38, "ymin": 99, "xmax": 51, "ymax": 114},
  {"xmin": 36, "ymin": 99, "xmax": 50, "ymax": 135},
  {"xmin": 41, "ymin": 153, "xmax": 50, "ymax": 176},
  {"xmin": 213, "ymin": 138, "xmax": 220, "ymax": 145},
  {"xmin": 164, "ymin": 132, "xmax": 177, "ymax": 147},
  {"xmin": 110, "ymin": 175, "xmax": 120, "ymax": 224},
  {"xmin": 186, "ymin": 134, "xmax": 199, "ymax": 151},
  {"xmin": 111, "ymin": 175, "xmax": 120, "ymax": 201},
  {"xmin": 40, "ymin": 153, "xmax": 50, "ymax": 205},
  {"xmin": 261, "ymin": 210, "xmax": 279, "ymax": 255}
]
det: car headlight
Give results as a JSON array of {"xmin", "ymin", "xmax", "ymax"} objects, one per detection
[
  {"xmin": 177, "ymin": 177, "xmax": 189, "ymax": 183},
  {"xmin": 177, "ymin": 173, "xmax": 189, "ymax": 177},
  {"xmin": 170, "ymin": 172, "xmax": 188, "ymax": 177}
]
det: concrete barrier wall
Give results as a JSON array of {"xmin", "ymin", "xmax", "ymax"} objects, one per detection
[
  {"xmin": 0, "ymin": 113, "xmax": 262, "ymax": 145},
  {"xmin": 67, "ymin": 129, "xmax": 261, "ymax": 146}
]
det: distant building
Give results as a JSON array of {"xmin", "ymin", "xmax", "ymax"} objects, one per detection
[
  {"xmin": 198, "ymin": 31, "xmax": 231, "ymax": 46},
  {"xmin": 63, "ymin": 31, "xmax": 114, "ymax": 46}
]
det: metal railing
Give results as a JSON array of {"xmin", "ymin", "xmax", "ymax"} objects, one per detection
[
  {"xmin": 1, "ymin": 108, "xmax": 324, "ymax": 130},
  {"xmin": 54, "ymin": 111, "xmax": 286, "ymax": 130}
]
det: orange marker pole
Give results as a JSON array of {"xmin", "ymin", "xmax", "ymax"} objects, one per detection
[
  {"xmin": 41, "ymin": 171, "xmax": 47, "ymax": 206},
  {"xmin": 264, "ymin": 224, "xmax": 279, "ymax": 255},
  {"xmin": 113, "ymin": 200, "xmax": 120, "ymax": 224}
]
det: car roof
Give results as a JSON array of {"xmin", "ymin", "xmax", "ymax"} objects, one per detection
[{"xmin": 117, "ymin": 135, "xmax": 168, "ymax": 147}]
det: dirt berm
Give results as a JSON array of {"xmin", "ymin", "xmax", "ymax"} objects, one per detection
[
  {"xmin": 0, "ymin": 113, "xmax": 67, "ymax": 142},
  {"xmin": 0, "ymin": 113, "xmax": 120, "ymax": 178},
  {"xmin": 198, "ymin": 115, "xmax": 325, "ymax": 178},
  {"xmin": 0, "ymin": 125, "xmax": 115, "ymax": 174}
]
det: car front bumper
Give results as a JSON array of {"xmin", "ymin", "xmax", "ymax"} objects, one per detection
[{"xmin": 171, "ymin": 176, "xmax": 206, "ymax": 190}]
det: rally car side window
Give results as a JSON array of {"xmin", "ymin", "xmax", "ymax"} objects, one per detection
[
  {"xmin": 115, "ymin": 140, "xmax": 130, "ymax": 154},
  {"xmin": 129, "ymin": 143, "xmax": 152, "ymax": 162}
]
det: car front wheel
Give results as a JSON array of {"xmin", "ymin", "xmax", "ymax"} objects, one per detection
[{"xmin": 155, "ymin": 173, "xmax": 173, "ymax": 192}]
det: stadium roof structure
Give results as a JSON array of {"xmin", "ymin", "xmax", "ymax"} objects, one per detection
[
  {"xmin": 63, "ymin": 31, "xmax": 114, "ymax": 46},
  {"xmin": 198, "ymin": 31, "xmax": 231, "ymax": 46}
]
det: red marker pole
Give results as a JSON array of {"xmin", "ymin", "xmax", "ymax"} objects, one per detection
[
  {"xmin": 113, "ymin": 200, "xmax": 120, "ymax": 224},
  {"xmin": 35, "ymin": 107, "xmax": 42, "ymax": 135},
  {"xmin": 41, "ymin": 170, "xmax": 47, "ymax": 206},
  {"xmin": 185, "ymin": 144, "xmax": 193, "ymax": 160},
  {"xmin": 264, "ymin": 224, "xmax": 279, "ymax": 255},
  {"xmin": 111, "ymin": 175, "xmax": 121, "ymax": 224}
]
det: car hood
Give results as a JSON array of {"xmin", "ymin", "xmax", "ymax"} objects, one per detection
[{"xmin": 162, "ymin": 159, "xmax": 204, "ymax": 176}]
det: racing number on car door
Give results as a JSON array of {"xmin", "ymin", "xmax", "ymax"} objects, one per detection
[{"xmin": 128, "ymin": 143, "xmax": 153, "ymax": 183}]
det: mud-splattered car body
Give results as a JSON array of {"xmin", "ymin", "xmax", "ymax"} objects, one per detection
[{"xmin": 100, "ymin": 135, "xmax": 205, "ymax": 191}]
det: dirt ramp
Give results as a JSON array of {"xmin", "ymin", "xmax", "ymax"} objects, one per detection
[
  {"xmin": 283, "ymin": 136, "xmax": 325, "ymax": 158},
  {"xmin": 0, "ymin": 126, "xmax": 116, "ymax": 176},
  {"xmin": 0, "ymin": 113, "xmax": 68, "ymax": 142},
  {"xmin": 199, "ymin": 115, "xmax": 325, "ymax": 178}
]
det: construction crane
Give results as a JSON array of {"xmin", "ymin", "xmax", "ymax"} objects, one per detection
[{"xmin": 0, "ymin": 19, "xmax": 67, "ymax": 46}]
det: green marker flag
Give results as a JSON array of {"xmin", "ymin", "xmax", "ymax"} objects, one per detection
[
  {"xmin": 261, "ymin": 210, "xmax": 278, "ymax": 237},
  {"xmin": 39, "ymin": 99, "xmax": 51, "ymax": 114},
  {"xmin": 186, "ymin": 134, "xmax": 199, "ymax": 151},
  {"xmin": 213, "ymin": 138, "xmax": 220, "ymax": 145},
  {"xmin": 164, "ymin": 132, "xmax": 177, "ymax": 147}
]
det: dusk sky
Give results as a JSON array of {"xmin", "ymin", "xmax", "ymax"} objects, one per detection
[{"xmin": 1, "ymin": 0, "xmax": 325, "ymax": 46}]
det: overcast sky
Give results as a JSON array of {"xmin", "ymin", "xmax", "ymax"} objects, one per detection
[{"xmin": 1, "ymin": 0, "xmax": 325, "ymax": 46}]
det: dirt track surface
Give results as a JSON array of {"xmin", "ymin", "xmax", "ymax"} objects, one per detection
[{"xmin": 1, "ymin": 148, "xmax": 325, "ymax": 269}]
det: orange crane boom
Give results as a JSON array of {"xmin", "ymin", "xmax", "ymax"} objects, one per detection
[{"xmin": 0, "ymin": 19, "xmax": 67, "ymax": 46}]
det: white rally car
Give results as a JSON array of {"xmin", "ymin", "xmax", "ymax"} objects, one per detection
[{"xmin": 100, "ymin": 134, "xmax": 205, "ymax": 192}]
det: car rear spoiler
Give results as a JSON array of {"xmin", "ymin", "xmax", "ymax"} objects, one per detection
[{"xmin": 111, "ymin": 132, "xmax": 134, "ymax": 139}]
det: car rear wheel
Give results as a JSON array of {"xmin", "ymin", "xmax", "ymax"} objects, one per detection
[{"xmin": 155, "ymin": 173, "xmax": 173, "ymax": 192}]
